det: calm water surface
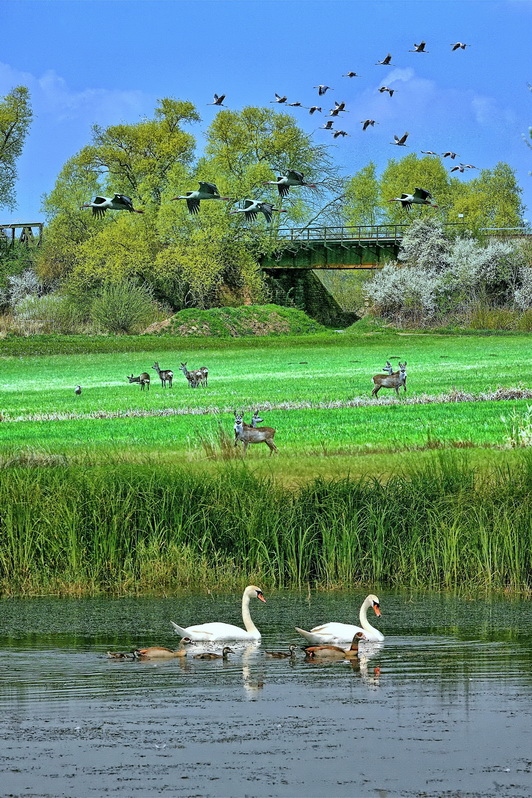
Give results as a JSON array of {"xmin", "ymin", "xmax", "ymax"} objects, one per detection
[{"xmin": 0, "ymin": 591, "xmax": 530, "ymax": 798}]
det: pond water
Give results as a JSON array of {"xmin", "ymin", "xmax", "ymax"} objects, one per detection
[{"xmin": 0, "ymin": 591, "xmax": 530, "ymax": 798}]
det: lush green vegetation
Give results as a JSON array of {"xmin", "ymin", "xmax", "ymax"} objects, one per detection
[
  {"xmin": 1, "ymin": 328, "xmax": 531, "ymax": 597},
  {"xmin": 0, "ymin": 330, "xmax": 531, "ymax": 467},
  {"xmin": 0, "ymin": 456, "xmax": 530, "ymax": 596}
]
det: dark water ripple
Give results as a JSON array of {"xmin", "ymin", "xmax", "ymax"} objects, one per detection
[{"xmin": 0, "ymin": 591, "xmax": 531, "ymax": 797}]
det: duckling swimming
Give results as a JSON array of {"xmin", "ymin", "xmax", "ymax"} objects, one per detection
[
  {"xmin": 193, "ymin": 646, "xmax": 233, "ymax": 660},
  {"xmin": 264, "ymin": 645, "xmax": 297, "ymax": 659}
]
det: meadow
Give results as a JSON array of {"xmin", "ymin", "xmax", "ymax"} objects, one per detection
[
  {"xmin": 1, "ymin": 330, "xmax": 531, "ymax": 466},
  {"xmin": 1, "ymin": 329, "xmax": 531, "ymax": 596}
]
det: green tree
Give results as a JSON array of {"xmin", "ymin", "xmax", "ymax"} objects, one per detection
[
  {"xmin": 39, "ymin": 98, "xmax": 199, "ymax": 287},
  {"xmin": 379, "ymin": 154, "xmax": 452, "ymax": 223},
  {"xmin": 344, "ymin": 162, "xmax": 381, "ymax": 226},
  {"xmin": 450, "ymin": 162, "xmax": 525, "ymax": 232},
  {"xmin": 0, "ymin": 86, "xmax": 32, "ymax": 210},
  {"xmin": 201, "ymin": 106, "xmax": 343, "ymax": 235}
]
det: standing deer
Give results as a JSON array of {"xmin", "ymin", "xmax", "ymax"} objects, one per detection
[
  {"xmin": 152, "ymin": 362, "xmax": 173, "ymax": 388},
  {"xmin": 371, "ymin": 361, "xmax": 407, "ymax": 397},
  {"xmin": 198, "ymin": 366, "xmax": 209, "ymax": 387},
  {"xmin": 382, "ymin": 361, "xmax": 394, "ymax": 375},
  {"xmin": 179, "ymin": 362, "xmax": 199, "ymax": 388},
  {"xmin": 128, "ymin": 373, "xmax": 150, "ymax": 391},
  {"xmin": 234, "ymin": 410, "xmax": 263, "ymax": 445},
  {"xmin": 233, "ymin": 411, "xmax": 278, "ymax": 456}
]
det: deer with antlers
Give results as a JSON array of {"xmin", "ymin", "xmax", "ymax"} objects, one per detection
[
  {"xmin": 371, "ymin": 362, "xmax": 407, "ymax": 397},
  {"xmin": 233, "ymin": 411, "xmax": 278, "ymax": 456}
]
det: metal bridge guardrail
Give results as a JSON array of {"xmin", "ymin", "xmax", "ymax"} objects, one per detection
[{"xmin": 276, "ymin": 224, "xmax": 408, "ymax": 243}]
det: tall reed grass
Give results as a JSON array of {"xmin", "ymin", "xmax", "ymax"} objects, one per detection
[{"xmin": 0, "ymin": 452, "xmax": 530, "ymax": 596}]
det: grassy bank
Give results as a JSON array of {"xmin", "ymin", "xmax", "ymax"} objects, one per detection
[{"xmin": 1, "ymin": 454, "xmax": 530, "ymax": 597}]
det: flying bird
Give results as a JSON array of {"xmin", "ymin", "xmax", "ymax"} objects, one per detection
[
  {"xmin": 376, "ymin": 53, "xmax": 394, "ymax": 65},
  {"xmin": 391, "ymin": 132, "xmax": 409, "ymax": 146},
  {"xmin": 442, "ymin": 151, "xmax": 459, "ymax": 159},
  {"xmin": 361, "ymin": 119, "xmax": 378, "ymax": 131},
  {"xmin": 288, "ymin": 101, "xmax": 305, "ymax": 107},
  {"xmin": 170, "ymin": 182, "xmax": 231, "ymax": 215},
  {"xmin": 461, "ymin": 163, "xmax": 478, "ymax": 169},
  {"xmin": 343, "ymin": 71, "xmax": 361, "ymax": 78},
  {"xmin": 208, "ymin": 93, "xmax": 226, "ymax": 106},
  {"xmin": 331, "ymin": 100, "xmax": 347, "ymax": 112},
  {"xmin": 81, "ymin": 194, "xmax": 144, "ymax": 218},
  {"xmin": 333, "ymin": 130, "xmax": 349, "ymax": 138},
  {"xmin": 379, "ymin": 86, "xmax": 395, "ymax": 96},
  {"xmin": 320, "ymin": 120, "xmax": 335, "ymax": 130},
  {"xmin": 450, "ymin": 164, "xmax": 466, "ymax": 173},
  {"xmin": 389, "ymin": 187, "xmax": 438, "ymax": 211},
  {"xmin": 263, "ymin": 170, "xmax": 316, "ymax": 197},
  {"xmin": 409, "ymin": 41, "xmax": 428, "ymax": 53},
  {"xmin": 230, "ymin": 200, "xmax": 287, "ymax": 224},
  {"xmin": 314, "ymin": 85, "xmax": 333, "ymax": 95},
  {"xmin": 308, "ymin": 106, "xmax": 322, "ymax": 114},
  {"xmin": 421, "ymin": 150, "xmax": 438, "ymax": 155},
  {"xmin": 270, "ymin": 93, "xmax": 288, "ymax": 103},
  {"xmin": 451, "ymin": 42, "xmax": 470, "ymax": 51}
]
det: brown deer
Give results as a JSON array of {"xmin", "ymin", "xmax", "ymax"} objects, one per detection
[
  {"xmin": 127, "ymin": 373, "xmax": 150, "ymax": 391},
  {"xmin": 233, "ymin": 411, "xmax": 278, "ymax": 456},
  {"xmin": 152, "ymin": 362, "xmax": 173, "ymax": 388},
  {"xmin": 179, "ymin": 362, "xmax": 199, "ymax": 388},
  {"xmin": 234, "ymin": 410, "xmax": 263, "ymax": 446},
  {"xmin": 371, "ymin": 361, "xmax": 407, "ymax": 397},
  {"xmin": 197, "ymin": 366, "xmax": 209, "ymax": 387}
]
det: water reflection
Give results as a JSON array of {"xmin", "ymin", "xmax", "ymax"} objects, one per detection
[{"xmin": 1, "ymin": 591, "xmax": 531, "ymax": 798}]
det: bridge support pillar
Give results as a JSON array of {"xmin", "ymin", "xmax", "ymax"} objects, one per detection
[{"xmin": 263, "ymin": 269, "xmax": 359, "ymax": 328}]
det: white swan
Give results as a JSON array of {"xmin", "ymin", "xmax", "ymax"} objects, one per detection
[
  {"xmin": 295, "ymin": 593, "xmax": 384, "ymax": 644},
  {"xmin": 170, "ymin": 585, "xmax": 266, "ymax": 641}
]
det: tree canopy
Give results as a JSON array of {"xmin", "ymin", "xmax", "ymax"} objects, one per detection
[
  {"xmin": 0, "ymin": 86, "xmax": 32, "ymax": 210},
  {"xmin": 36, "ymin": 97, "xmax": 527, "ymax": 313}
]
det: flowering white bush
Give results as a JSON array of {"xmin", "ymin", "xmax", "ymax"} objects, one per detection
[
  {"xmin": 7, "ymin": 269, "xmax": 41, "ymax": 307},
  {"xmin": 398, "ymin": 219, "xmax": 450, "ymax": 272},
  {"xmin": 514, "ymin": 266, "xmax": 532, "ymax": 309},
  {"xmin": 365, "ymin": 262, "xmax": 439, "ymax": 320},
  {"xmin": 366, "ymin": 222, "xmax": 532, "ymax": 324}
]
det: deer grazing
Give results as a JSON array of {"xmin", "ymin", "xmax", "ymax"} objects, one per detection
[
  {"xmin": 234, "ymin": 410, "xmax": 264, "ymax": 446},
  {"xmin": 371, "ymin": 361, "xmax": 407, "ymax": 397},
  {"xmin": 128, "ymin": 372, "xmax": 151, "ymax": 391},
  {"xmin": 152, "ymin": 362, "xmax": 173, "ymax": 388},
  {"xmin": 233, "ymin": 411, "xmax": 278, "ymax": 456}
]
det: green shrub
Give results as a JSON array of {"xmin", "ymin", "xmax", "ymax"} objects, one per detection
[
  {"xmin": 14, "ymin": 292, "xmax": 86, "ymax": 334},
  {"xmin": 90, "ymin": 280, "xmax": 158, "ymax": 334}
]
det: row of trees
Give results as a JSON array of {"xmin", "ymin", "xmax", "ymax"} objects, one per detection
[{"xmin": 0, "ymin": 88, "xmax": 530, "ymax": 331}]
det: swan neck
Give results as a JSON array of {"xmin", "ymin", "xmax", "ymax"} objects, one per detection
[
  {"xmin": 359, "ymin": 597, "xmax": 377, "ymax": 633},
  {"xmin": 242, "ymin": 589, "xmax": 258, "ymax": 634}
]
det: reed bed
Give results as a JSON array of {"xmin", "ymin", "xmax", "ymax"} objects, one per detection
[{"xmin": 0, "ymin": 453, "xmax": 530, "ymax": 596}]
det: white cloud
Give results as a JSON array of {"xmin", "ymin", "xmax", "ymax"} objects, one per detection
[{"xmin": 0, "ymin": 61, "xmax": 147, "ymax": 123}]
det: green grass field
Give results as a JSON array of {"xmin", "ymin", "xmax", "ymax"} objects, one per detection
[
  {"xmin": 0, "ymin": 331, "xmax": 530, "ymax": 470},
  {"xmin": 1, "ymin": 330, "xmax": 531, "ymax": 595}
]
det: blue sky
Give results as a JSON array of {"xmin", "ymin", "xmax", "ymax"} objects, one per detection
[{"xmin": 1, "ymin": 0, "xmax": 531, "ymax": 224}]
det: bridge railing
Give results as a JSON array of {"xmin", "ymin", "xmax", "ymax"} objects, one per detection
[{"xmin": 276, "ymin": 224, "xmax": 409, "ymax": 243}]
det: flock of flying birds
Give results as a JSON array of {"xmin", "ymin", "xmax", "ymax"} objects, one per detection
[{"xmin": 81, "ymin": 39, "xmax": 475, "ymax": 222}]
